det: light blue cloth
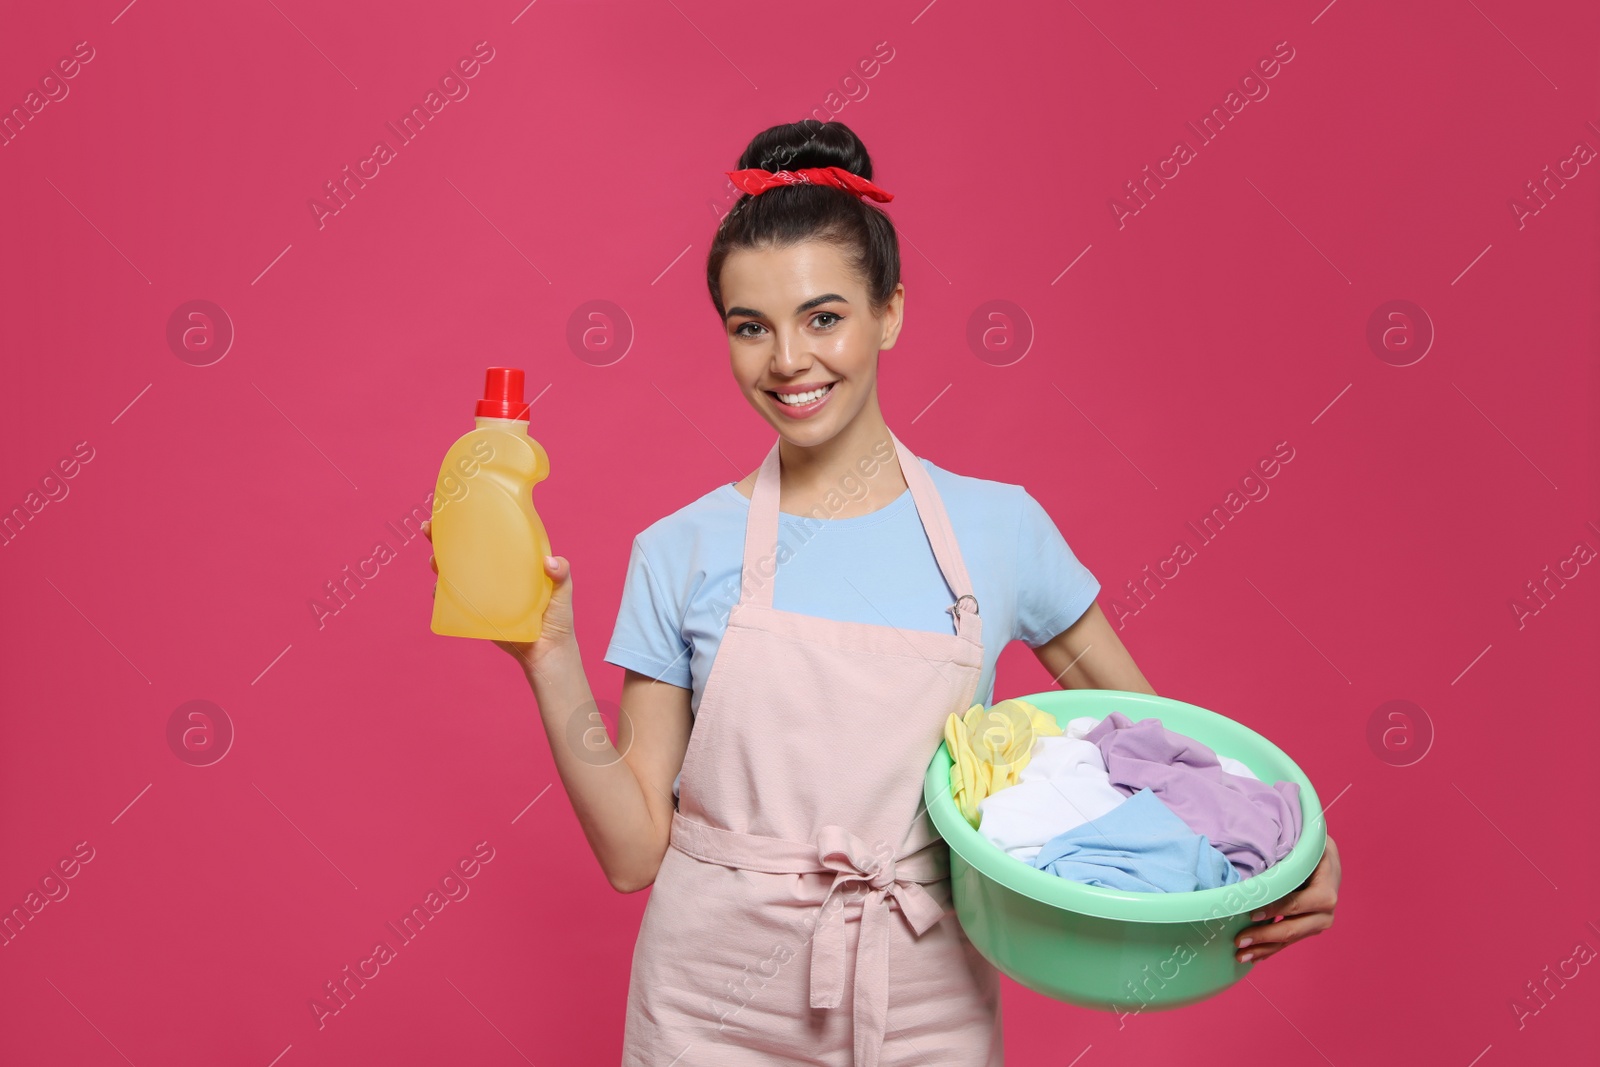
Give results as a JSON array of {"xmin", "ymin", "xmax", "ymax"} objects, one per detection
[
  {"xmin": 603, "ymin": 457, "xmax": 1100, "ymax": 797},
  {"xmin": 1029, "ymin": 788, "xmax": 1241, "ymax": 892}
]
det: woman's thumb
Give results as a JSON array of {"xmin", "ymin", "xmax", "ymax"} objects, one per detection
[{"xmin": 544, "ymin": 554, "xmax": 570, "ymax": 585}]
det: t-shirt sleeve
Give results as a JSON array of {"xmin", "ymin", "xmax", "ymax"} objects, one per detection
[
  {"xmin": 1013, "ymin": 488, "xmax": 1100, "ymax": 648},
  {"xmin": 604, "ymin": 535, "xmax": 693, "ymax": 688}
]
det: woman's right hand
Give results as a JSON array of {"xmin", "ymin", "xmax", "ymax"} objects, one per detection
[{"xmin": 422, "ymin": 518, "xmax": 577, "ymax": 678}]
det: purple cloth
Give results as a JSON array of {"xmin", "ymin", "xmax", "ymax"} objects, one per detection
[{"xmin": 1084, "ymin": 712, "xmax": 1303, "ymax": 878}]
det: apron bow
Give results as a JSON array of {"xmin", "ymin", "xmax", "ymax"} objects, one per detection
[
  {"xmin": 809, "ymin": 825, "xmax": 949, "ymax": 1067},
  {"xmin": 666, "ymin": 810, "xmax": 955, "ymax": 1067}
]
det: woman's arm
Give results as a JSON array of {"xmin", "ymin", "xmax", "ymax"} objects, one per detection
[
  {"xmin": 519, "ymin": 648, "xmax": 692, "ymax": 894},
  {"xmin": 1030, "ymin": 602, "xmax": 1156, "ymax": 695}
]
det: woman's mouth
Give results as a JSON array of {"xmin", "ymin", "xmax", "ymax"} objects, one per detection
[{"xmin": 767, "ymin": 382, "xmax": 836, "ymax": 419}]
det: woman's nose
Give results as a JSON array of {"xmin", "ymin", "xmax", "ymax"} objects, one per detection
[{"xmin": 770, "ymin": 331, "xmax": 810, "ymax": 374}]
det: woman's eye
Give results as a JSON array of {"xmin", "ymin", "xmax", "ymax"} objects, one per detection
[{"xmin": 733, "ymin": 314, "xmax": 837, "ymax": 337}]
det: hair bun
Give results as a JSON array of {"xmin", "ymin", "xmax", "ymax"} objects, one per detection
[{"xmin": 738, "ymin": 119, "xmax": 873, "ymax": 181}]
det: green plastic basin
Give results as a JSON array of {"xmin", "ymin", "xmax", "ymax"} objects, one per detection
[{"xmin": 923, "ymin": 688, "xmax": 1326, "ymax": 1014}]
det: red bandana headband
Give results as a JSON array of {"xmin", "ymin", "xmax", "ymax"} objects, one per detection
[{"xmin": 725, "ymin": 165, "xmax": 894, "ymax": 203}]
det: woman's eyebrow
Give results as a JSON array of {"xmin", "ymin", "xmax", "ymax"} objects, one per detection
[{"xmin": 724, "ymin": 293, "xmax": 850, "ymax": 322}]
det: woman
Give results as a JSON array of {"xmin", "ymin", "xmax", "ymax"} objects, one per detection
[{"xmin": 427, "ymin": 120, "xmax": 1341, "ymax": 1065}]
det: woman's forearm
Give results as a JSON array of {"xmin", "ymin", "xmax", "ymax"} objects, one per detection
[
  {"xmin": 518, "ymin": 642, "xmax": 660, "ymax": 892},
  {"xmin": 1033, "ymin": 603, "xmax": 1158, "ymax": 694}
]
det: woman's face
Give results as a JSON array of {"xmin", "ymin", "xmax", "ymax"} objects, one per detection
[{"xmin": 720, "ymin": 239, "xmax": 903, "ymax": 447}]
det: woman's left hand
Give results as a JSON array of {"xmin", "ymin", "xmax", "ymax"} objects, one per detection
[{"xmin": 1234, "ymin": 834, "xmax": 1340, "ymax": 963}]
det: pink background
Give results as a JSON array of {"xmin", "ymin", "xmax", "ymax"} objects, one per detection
[{"xmin": 3, "ymin": 1, "xmax": 1597, "ymax": 1064}]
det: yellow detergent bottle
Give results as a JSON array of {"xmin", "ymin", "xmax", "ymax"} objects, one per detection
[{"xmin": 429, "ymin": 367, "xmax": 553, "ymax": 642}]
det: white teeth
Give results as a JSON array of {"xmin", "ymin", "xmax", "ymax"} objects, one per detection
[{"xmin": 775, "ymin": 384, "xmax": 832, "ymax": 406}]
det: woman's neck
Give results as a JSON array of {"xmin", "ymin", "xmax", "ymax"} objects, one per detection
[{"xmin": 735, "ymin": 396, "xmax": 909, "ymax": 518}]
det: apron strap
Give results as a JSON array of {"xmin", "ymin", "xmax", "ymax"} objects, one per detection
[
  {"xmin": 887, "ymin": 429, "xmax": 978, "ymax": 615},
  {"xmin": 739, "ymin": 432, "xmax": 980, "ymax": 630}
]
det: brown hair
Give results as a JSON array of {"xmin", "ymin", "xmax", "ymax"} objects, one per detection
[{"xmin": 706, "ymin": 119, "xmax": 901, "ymax": 321}]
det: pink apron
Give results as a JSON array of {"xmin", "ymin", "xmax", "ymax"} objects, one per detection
[{"xmin": 622, "ymin": 431, "xmax": 1004, "ymax": 1066}]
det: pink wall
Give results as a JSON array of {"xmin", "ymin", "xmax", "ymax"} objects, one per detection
[{"xmin": 3, "ymin": 1, "xmax": 1596, "ymax": 1063}]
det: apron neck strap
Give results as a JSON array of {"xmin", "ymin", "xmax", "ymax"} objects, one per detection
[{"xmin": 739, "ymin": 430, "xmax": 978, "ymax": 618}]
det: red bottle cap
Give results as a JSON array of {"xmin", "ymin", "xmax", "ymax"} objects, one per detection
[{"xmin": 475, "ymin": 367, "xmax": 531, "ymax": 419}]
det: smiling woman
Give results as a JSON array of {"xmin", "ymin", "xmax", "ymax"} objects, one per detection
[{"xmin": 607, "ymin": 120, "xmax": 1102, "ymax": 1066}]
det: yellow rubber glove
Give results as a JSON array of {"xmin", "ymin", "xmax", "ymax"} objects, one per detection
[{"xmin": 944, "ymin": 698, "xmax": 1063, "ymax": 827}]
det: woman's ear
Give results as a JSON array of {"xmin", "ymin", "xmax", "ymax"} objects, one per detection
[{"xmin": 878, "ymin": 283, "xmax": 906, "ymax": 350}]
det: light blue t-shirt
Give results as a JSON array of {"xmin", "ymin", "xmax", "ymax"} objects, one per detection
[{"xmin": 604, "ymin": 459, "xmax": 1101, "ymax": 789}]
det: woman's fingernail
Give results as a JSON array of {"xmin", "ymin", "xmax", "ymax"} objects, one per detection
[
  {"xmin": 1240, "ymin": 952, "xmax": 1254, "ymax": 963},
  {"xmin": 1250, "ymin": 910, "xmax": 1265, "ymax": 921},
  {"xmin": 1237, "ymin": 938, "xmax": 1253, "ymax": 949}
]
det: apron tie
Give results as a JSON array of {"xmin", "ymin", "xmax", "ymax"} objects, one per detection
[
  {"xmin": 809, "ymin": 825, "xmax": 948, "ymax": 1067},
  {"xmin": 669, "ymin": 812, "xmax": 951, "ymax": 1067}
]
